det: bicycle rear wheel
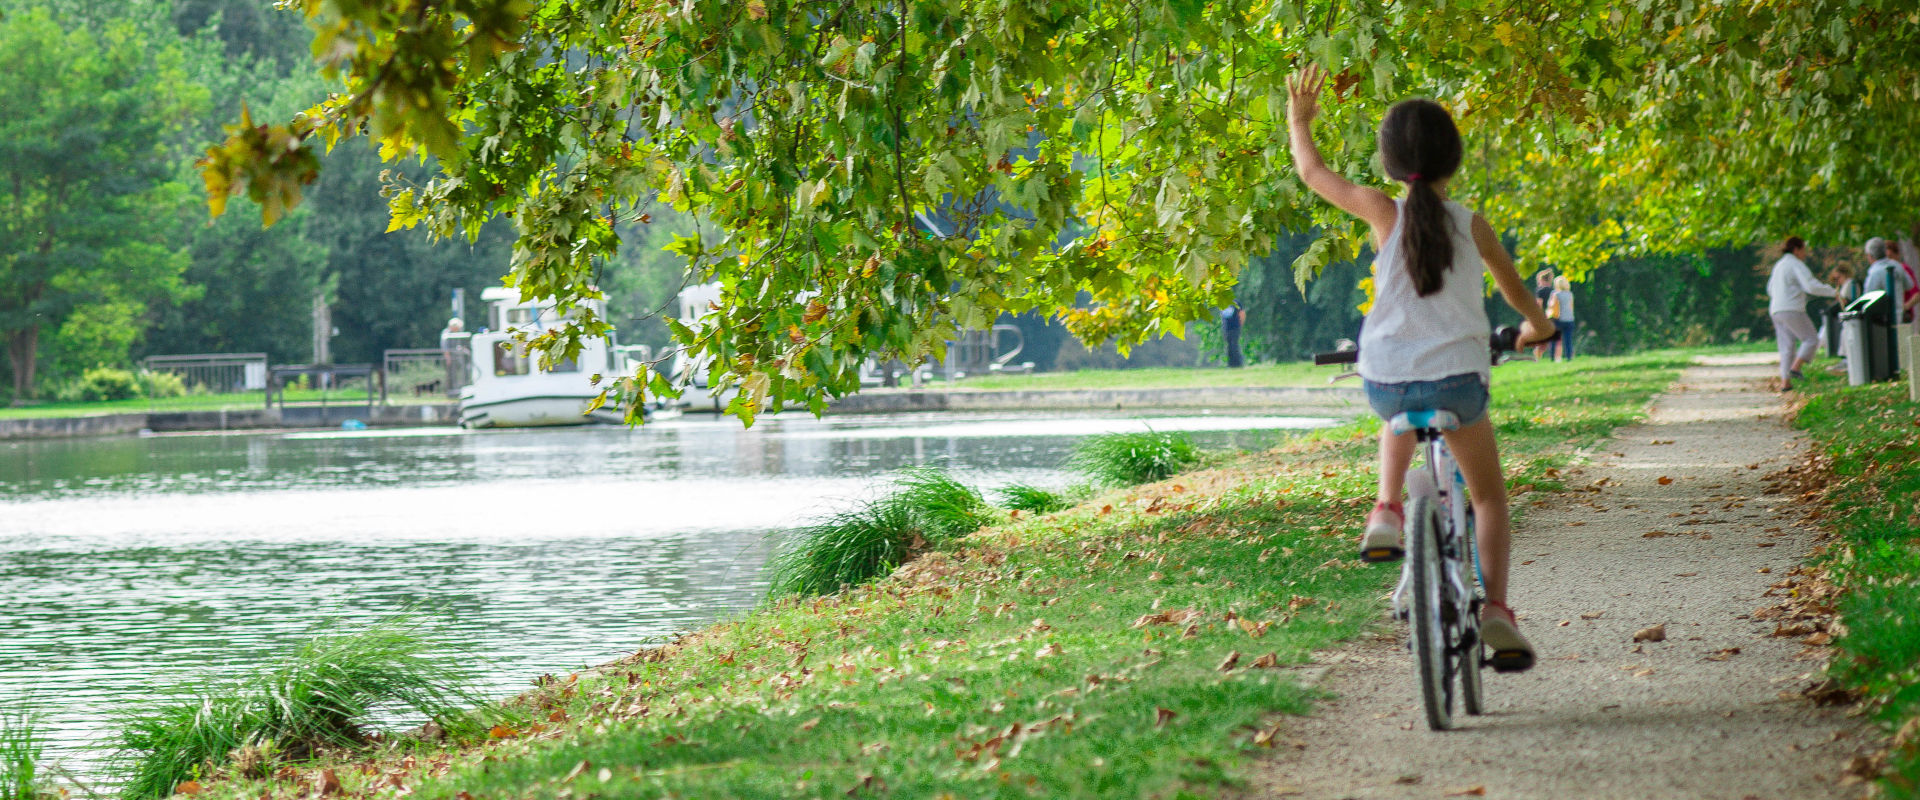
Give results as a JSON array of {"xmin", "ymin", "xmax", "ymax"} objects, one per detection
[
  {"xmin": 1460, "ymin": 508, "xmax": 1485, "ymax": 716},
  {"xmin": 1407, "ymin": 495, "xmax": 1454, "ymax": 730}
]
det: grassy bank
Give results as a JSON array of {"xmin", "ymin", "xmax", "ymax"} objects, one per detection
[
  {"xmin": 177, "ymin": 350, "xmax": 1699, "ymax": 800},
  {"xmin": 1791, "ymin": 369, "xmax": 1920, "ymax": 797},
  {"xmin": 914, "ymin": 362, "xmax": 1326, "ymax": 392}
]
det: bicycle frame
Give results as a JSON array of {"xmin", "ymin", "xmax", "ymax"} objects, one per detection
[{"xmin": 1391, "ymin": 422, "xmax": 1480, "ymax": 627}]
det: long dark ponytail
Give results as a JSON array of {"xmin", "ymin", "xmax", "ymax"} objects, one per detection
[{"xmin": 1377, "ymin": 99, "xmax": 1464, "ymax": 297}]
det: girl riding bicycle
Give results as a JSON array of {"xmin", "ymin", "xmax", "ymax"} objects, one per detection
[{"xmin": 1286, "ymin": 65, "xmax": 1555, "ymax": 670}]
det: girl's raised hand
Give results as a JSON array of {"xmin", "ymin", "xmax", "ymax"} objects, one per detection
[{"xmin": 1287, "ymin": 64, "xmax": 1327, "ymax": 126}]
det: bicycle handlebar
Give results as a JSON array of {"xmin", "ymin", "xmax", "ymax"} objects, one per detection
[{"xmin": 1313, "ymin": 326, "xmax": 1561, "ymax": 368}]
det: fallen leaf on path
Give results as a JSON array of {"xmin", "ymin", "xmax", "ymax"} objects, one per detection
[
  {"xmin": 1757, "ymin": 542, "xmax": 1777, "ymax": 548},
  {"xmin": 314, "ymin": 770, "xmax": 342, "ymax": 797},
  {"xmin": 1757, "ymin": 567, "xmax": 1772, "ymax": 574},
  {"xmin": 798, "ymin": 716, "xmax": 821, "ymax": 732},
  {"xmin": 1394, "ymin": 775, "xmax": 1422, "ymax": 785},
  {"xmin": 1580, "ymin": 611, "xmax": 1604, "ymax": 620},
  {"xmin": 1633, "ymin": 624, "xmax": 1667, "ymax": 642},
  {"xmin": 1155, "ymin": 707, "xmax": 1177, "ymax": 728},
  {"xmin": 1445, "ymin": 787, "xmax": 1487, "ymax": 797},
  {"xmin": 1557, "ymin": 620, "xmax": 1571, "ymax": 627},
  {"xmin": 1650, "ymin": 439, "xmax": 1674, "ymax": 445},
  {"xmin": 1674, "ymin": 572, "xmax": 1698, "ymax": 577},
  {"xmin": 1658, "ymin": 476, "xmax": 1674, "ymax": 485},
  {"xmin": 1132, "ymin": 608, "xmax": 1200, "ymax": 628},
  {"xmin": 1216, "ymin": 651, "xmax": 1241, "ymax": 671},
  {"xmin": 1036, "ymin": 643, "xmax": 1064, "ymax": 658},
  {"xmin": 1251, "ymin": 652, "xmax": 1279, "ymax": 668},
  {"xmin": 1642, "ymin": 530, "xmax": 1671, "ymax": 538},
  {"xmin": 1237, "ymin": 618, "xmax": 1272, "ymax": 638},
  {"xmin": 562, "ymin": 760, "xmax": 590, "ymax": 784},
  {"xmin": 1802, "ymin": 632, "xmax": 1833, "ymax": 646},
  {"xmin": 1771, "ymin": 622, "xmax": 1817, "ymax": 637},
  {"xmin": 174, "ymin": 782, "xmax": 203, "ymax": 796},
  {"xmin": 1633, "ymin": 668, "xmax": 1656, "ymax": 677},
  {"xmin": 1706, "ymin": 647, "xmax": 1741, "ymax": 661},
  {"xmin": 488, "ymin": 725, "xmax": 518, "ymax": 739}
]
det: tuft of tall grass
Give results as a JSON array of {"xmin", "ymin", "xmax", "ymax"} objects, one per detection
[
  {"xmin": 0, "ymin": 707, "xmax": 42, "ymax": 800},
  {"xmin": 995, "ymin": 483, "xmax": 1071, "ymax": 514},
  {"xmin": 767, "ymin": 468, "xmax": 992, "ymax": 599},
  {"xmin": 888, "ymin": 467, "xmax": 991, "ymax": 540},
  {"xmin": 1068, "ymin": 430, "xmax": 1198, "ymax": 486},
  {"xmin": 113, "ymin": 618, "xmax": 487, "ymax": 800}
]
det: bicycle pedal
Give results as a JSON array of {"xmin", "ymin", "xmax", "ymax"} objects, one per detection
[
  {"xmin": 1488, "ymin": 649, "xmax": 1535, "ymax": 673},
  {"xmin": 1359, "ymin": 547, "xmax": 1404, "ymax": 563}
]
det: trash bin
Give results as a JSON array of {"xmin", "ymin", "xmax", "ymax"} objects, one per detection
[
  {"xmin": 1824, "ymin": 303, "xmax": 1844, "ymax": 357},
  {"xmin": 1841, "ymin": 291, "xmax": 1894, "ymax": 385}
]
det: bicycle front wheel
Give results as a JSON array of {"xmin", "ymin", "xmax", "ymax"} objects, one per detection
[{"xmin": 1408, "ymin": 495, "xmax": 1454, "ymax": 730}]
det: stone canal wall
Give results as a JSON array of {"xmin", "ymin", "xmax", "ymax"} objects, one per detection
[
  {"xmin": 0, "ymin": 404, "xmax": 460, "ymax": 440},
  {"xmin": 0, "ymin": 385, "xmax": 1363, "ymax": 440}
]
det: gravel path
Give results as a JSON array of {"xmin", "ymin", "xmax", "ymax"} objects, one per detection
[{"xmin": 1245, "ymin": 355, "xmax": 1874, "ymax": 800}]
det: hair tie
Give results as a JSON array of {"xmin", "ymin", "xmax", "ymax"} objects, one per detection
[{"xmin": 1407, "ymin": 172, "xmax": 1424, "ymax": 182}]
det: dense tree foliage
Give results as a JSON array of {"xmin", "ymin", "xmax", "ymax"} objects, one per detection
[
  {"xmin": 0, "ymin": 1, "xmax": 575, "ymax": 400},
  {"xmin": 199, "ymin": 0, "xmax": 1920, "ymax": 421},
  {"xmin": 0, "ymin": 9, "xmax": 199, "ymax": 398}
]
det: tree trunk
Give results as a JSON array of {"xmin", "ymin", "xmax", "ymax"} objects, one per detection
[{"xmin": 7, "ymin": 325, "xmax": 38, "ymax": 401}]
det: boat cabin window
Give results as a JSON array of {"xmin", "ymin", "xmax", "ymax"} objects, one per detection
[
  {"xmin": 494, "ymin": 341, "xmax": 530, "ymax": 377},
  {"xmin": 506, "ymin": 307, "xmax": 537, "ymax": 326},
  {"xmin": 550, "ymin": 355, "xmax": 580, "ymax": 373}
]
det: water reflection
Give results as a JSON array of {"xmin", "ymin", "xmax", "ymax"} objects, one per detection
[{"xmin": 0, "ymin": 411, "xmax": 1332, "ymax": 778}]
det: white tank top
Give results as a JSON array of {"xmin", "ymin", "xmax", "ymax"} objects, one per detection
[{"xmin": 1358, "ymin": 199, "xmax": 1491, "ymax": 384}]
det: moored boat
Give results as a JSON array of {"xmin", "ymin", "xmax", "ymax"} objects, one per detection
[{"xmin": 458, "ymin": 288, "xmax": 631, "ymax": 428}]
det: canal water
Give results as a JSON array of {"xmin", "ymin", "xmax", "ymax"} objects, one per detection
[{"xmin": 0, "ymin": 410, "xmax": 1334, "ymax": 778}]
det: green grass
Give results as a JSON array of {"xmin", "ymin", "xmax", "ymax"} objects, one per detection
[
  {"xmin": 1069, "ymin": 430, "xmax": 1200, "ymax": 487},
  {"xmin": 0, "ymin": 707, "xmax": 41, "ymax": 800},
  {"xmin": 915, "ymin": 361, "xmax": 1328, "ymax": 392},
  {"xmin": 190, "ymin": 347, "xmax": 1701, "ymax": 800},
  {"xmin": 891, "ymin": 467, "xmax": 994, "ymax": 540},
  {"xmin": 996, "ymin": 483, "xmax": 1074, "ymax": 514},
  {"xmin": 1791, "ymin": 367, "xmax": 1920, "ymax": 798},
  {"xmin": 767, "ymin": 468, "xmax": 995, "ymax": 599},
  {"xmin": 113, "ymin": 618, "xmax": 489, "ymax": 799}
]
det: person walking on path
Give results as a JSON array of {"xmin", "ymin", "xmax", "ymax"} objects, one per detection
[
  {"xmin": 1286, "ymin": 64, "xmax": 1556, "ymax": 669},
  {"xmin": 1766, "ymin": 236, "xmax": 1836, "ymax": 391},
  {"xmin": 1548, "ymin": 275, "xmax": 1577, "ymax": 360},
  {"xmin": 1220, "ymin": 302, "xmax": 1246, "ymax": 367}
]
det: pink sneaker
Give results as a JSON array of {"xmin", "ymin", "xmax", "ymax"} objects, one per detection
[
  {"xmin": 1480, "ymin": 600, "xmax": 1536, "ymax": 673},
  {"xmin": 1358, "ymin": 502, "xmax": 1404, "ymax": 563}
]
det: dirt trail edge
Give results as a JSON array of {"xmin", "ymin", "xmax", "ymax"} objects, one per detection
[{"xmin": 1245, "ymin": 354, "xmax": 1874, "ymax": 800}]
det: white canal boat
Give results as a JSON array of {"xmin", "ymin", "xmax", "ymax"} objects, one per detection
[{"xmin": 458, "ymin": 288, "xmax": 631, "ymax": 428}]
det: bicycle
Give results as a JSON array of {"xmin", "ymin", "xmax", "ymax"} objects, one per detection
[{"xmin": 1314, "ymin": 325, "xmax": 1550, "ymax": 730}]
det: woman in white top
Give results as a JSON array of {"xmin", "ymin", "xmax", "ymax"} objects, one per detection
[
  {"xmin": 1766, "ymin": 236, "xmax": 1835, "ymax": 391},
  {"xmin": 1549, "ymin": 276, "xmax": 1577, "ymax": 361},
  {"xmin": 1287, "ymin": 65, "xmax": 1556, "ymax": 671}
]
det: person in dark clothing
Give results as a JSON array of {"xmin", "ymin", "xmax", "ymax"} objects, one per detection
[
  {"xmin": 1221, "ymin": 303, "xmax": 1246, "ymax": 367},
  {"xmin": 1532, "ymin": 270, "xmax": 1554, "ymax": 358}
]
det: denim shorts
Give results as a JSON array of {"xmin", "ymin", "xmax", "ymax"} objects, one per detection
[{"xmin": 1363, "ymin": 373, "xmax": 1490, "ymax": 427}]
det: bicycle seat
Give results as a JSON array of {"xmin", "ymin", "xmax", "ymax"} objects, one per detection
[{"xmin": 1388, "ymin": 409, "xmax": 1461, "ymax": 436}]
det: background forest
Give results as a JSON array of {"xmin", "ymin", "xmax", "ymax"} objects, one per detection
[{"xmin": 0, "ymin": 0, "xmax": 1789, "ymax": 403}]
